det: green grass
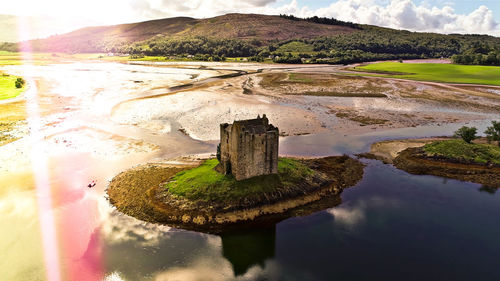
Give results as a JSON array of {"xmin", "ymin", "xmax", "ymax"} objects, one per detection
[
  {"xmin": 356, "ymin": 62, "xmax": 500, "ymax": 86},
  {"xmin": 0, "ymin": 51, "xmax": 70, "ymax": 65},
  {"xmin": 164, "ymin": 158, "xmax": 314, "ymax": 202},
  {"xmin": 288, "ymin": 73, "xmax": 313, "ymax": 83},
  {"xmin": 0, "ymin": 74, "xmax": 24, "ymax": 100},
  {"xmin": 277, "ymin": 41, "xmax": 315, "ymax": 53},
  {"xmin": 423, "ymin": 139, "xmax": 500, "ymax": 165}
]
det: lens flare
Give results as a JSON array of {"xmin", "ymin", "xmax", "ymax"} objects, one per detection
[{"xmin": 16, "ymin": 17, "xmax": 62, "ymax": 281}]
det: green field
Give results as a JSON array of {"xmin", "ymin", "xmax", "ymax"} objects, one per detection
[
  {"xmin": 277, "ymin": 41, "xmax": 315, "ymax": 53},
  {"xmin": 423, "ymin": 139, "xmax": 500, "ymax": 165},
  {"xmin": 356, "ymin": 62, "xmax": 500, "ymax": 86},
  {"xmin": 0, "ymin": 74, "xmax": 24, "ymax": 100},
  {"xmin": 164, "ymin": 158, "xmax": 314, "ymax": 202}
]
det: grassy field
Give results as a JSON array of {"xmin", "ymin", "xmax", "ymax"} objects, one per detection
[
  {"xmin": 164, "ymin": 158, "xmax": 314, "ymax": 202},
  {"xmin": 0, "ymin": 74, "xmax": 24, "ymax": 100},
  {"xmin": 423, "ymin": 139, "xmax": 500, "ymax": 165},
  {"xmin": 355, "ymin": 62, "xmax": 500, "ymax": 86},
  {"xmin": 0, "ymin": 51, "xmax": 64, "ymax": 65},
  {"xmin": 277, "ymin": 41, "xmax": 315, "ymax": 54}
]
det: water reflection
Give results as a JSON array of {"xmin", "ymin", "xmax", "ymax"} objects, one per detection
[
  {"xmin": 479, "ymin": 185, "xmax": 497, "ymax": 194},
  {"xmin": 221, "ymin": 227, "xmax": 276, "ymax": 276},
  {"xmin": 280, "ymin": 119, "xmax": 495, "ymax": 157},
  {"xmin": 2, "ymin": 61, "xmax": 500, "ymax": 280}
]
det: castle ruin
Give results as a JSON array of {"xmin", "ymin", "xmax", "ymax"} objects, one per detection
[{"xmin": 219, "ymin": 115, "xmax": 279, "ymax": 181}]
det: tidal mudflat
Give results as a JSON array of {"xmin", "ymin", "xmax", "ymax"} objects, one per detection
[{"xmin": 1, "ymin": 61, "xmax": 499, "ymax": 280}]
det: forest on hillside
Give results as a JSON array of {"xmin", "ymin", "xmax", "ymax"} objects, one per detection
[
  {"xmin": 1, "ymin": 15, "xmax": 499, "ymax": 65},
  {"xmin": 124, "ymin": 29, "xmax": 500, "ymax": 65}
]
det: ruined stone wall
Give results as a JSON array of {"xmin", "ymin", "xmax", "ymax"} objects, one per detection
[
  {"xmin": 219, "ymin": 118, "xmax": 279, "ymax": 181},
  {"xmin": 219, "ymin": 123, "xmax": 232, "ymax": 174},
  {"xmin": 265, "ymin": 130, "xmax": 279, "ymax": 174}
]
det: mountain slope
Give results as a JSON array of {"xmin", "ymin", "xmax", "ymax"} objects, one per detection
[
  {"xmin": 19, "ymin": 14, "xmax": 357, "ymax": 53},
  {"xmin": 24, "ymin": 17, "xmax": 198, "ymax": 52},
  {"xmin": 184, "ymin": 14, "xmax": 356, "ymax": 41}
]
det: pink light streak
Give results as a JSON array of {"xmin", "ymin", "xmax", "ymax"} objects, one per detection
[{"xmin": 16, "ymin": 18, "xmax": 62, "ymax": 281}]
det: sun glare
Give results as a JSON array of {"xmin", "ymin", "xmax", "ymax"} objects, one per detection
[{"xmin": 16, "ymin": 17, "xmax": 62, "ymax": 281}]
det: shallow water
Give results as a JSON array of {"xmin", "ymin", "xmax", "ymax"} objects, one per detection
[
  {"xmin": 1, "ymin": 62, "xmax": 499, "ymax": 281},
  {"xmin": 281, "ymin": 118, "xmax": 494, "ymax": 157}
]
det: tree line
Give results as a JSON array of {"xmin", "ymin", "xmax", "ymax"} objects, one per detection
[
  {"xmin": 279, "ymin": 14, "xmax": 361, "ymax": 29},
  {"xmin": 126, "ymin": 36, "xmax": 258, "ymax": 57},
  {"xmin": 451, "ymin": 42, "xmax": 500, "ymax": 66}
]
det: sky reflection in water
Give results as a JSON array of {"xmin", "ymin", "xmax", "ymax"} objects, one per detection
[
  {"xmin": 1, "ymin": 62, "xmax": 499, "ymax": 281},
  {"xmin": 99, "ymin": 159, "xmax": 500, "ymax": 281}
]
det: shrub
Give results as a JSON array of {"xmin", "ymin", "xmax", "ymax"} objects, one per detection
[
  {"xmin": 484, "ymin": 121, "xmax": 500, "ymax": 146},
  {"xmin": 129, "ymin": 54, "xmax": 144, "ymax": 59},
  {"xmin": 14, "ymin": 77, "xmax": 25, "ymax": 88},
  {"xmin": 454, "ymin": 126, "xmax": 477, "ymax": 143}
]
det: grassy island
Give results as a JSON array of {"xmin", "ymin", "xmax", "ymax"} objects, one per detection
[
  {"xmin": 0, "ymin": 74, "xmax": 24, "ymax": 100},
  {"xmin": 389, "ymin": 139, "xmax": 500, "ymax": 187},
  {"xmin": 107, "ymin": 155, "xmax": 365, "ymax": 233},
  {"xmin": 423, "ymin": 140, "xmax": 500, "ymax": 165},
  {"xmin": 164, "ymin": 158, "xmax": 314, "ymax": 202}
]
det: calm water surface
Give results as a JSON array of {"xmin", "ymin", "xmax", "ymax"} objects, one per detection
[
  {"xmin": 101, "ymin": 159, "xmax": 500, "ymax": 281},
  {"xmin": 1, "ymin": 63, "xmax": 499, "ymax": 281}
]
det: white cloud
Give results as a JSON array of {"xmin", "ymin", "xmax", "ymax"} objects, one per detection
[
  {"xmin": 328, "ymin": 206, "xmax": 365, "ymax": 227},
  {"xmin": 327, "ymin": 196, "xmax": 402, "ymax": 228},
  {"xmin": 295, "ymin": 0, "xmax": 499, "ymax": 36}
]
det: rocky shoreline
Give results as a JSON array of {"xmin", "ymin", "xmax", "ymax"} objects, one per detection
[
  {"xmin": 394, "ymin": 147, "xmax": 500, "ymax": 187},
  {"xmin": 107, "ymin": 156, "xmax": 364, "ymax": 233},
  {"xmin": 362, "ymin": 138, "xmax": 500, "ymax": 188}
]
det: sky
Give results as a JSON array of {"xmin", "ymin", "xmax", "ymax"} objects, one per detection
[{"xmin": 1, "ymin": 0, "xmax": 499, "ymax": 41}]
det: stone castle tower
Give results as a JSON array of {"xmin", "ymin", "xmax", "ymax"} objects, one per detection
[{"xmin": 219, "ymin": 115, "xmax": 279, "ymax": 181}]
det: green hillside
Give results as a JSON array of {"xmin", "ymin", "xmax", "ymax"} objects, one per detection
[{"xmin": 1, "ymin": 13, "xmax": 499, "ymax": 64}]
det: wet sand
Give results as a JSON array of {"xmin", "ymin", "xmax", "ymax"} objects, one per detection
[{"xmin": 0, "ymin": 60, "xmax": 499, "ymax": 279}]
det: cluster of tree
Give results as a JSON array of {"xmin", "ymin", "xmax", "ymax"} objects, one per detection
[
  {"xmin": 308, "ymin": 31, "xmax": 465, "ymax": 58},
  {"xmin": 126, "ymin": 36, "xmax": 258, "ymax": 57},
  {"xmin": 275, "ymin": 30, "xmax": 500, "ymax": 64},
  {"xmin": 126, "ymin": 30, "xmax": 499, "ymax": 64},
  {"xmin": 451, "ymin": 43, "xmax": 500, "ymax": 66},
  {"xmin": 454, "ymin": 121, "xmax": 500, "ymax": 146},
  {"xmin": 273, "ymin": 53, "xmax": 303, "ymax": 64},
  {"xmin": 279, "ymin": 14, "xmax": 361, "ymax": 29},
  {"xmin": 0, "ymin": 42, "xmax": 17, "ymax": 52},
  {"xmin": 452, "ymin": 51, "xmax": 500, "ymax": 66},
  {"xmin": 14, "ymin": 77, "xmax": 25, "ymax": 88},
  {"xmin": 313, "ymin": 50, "xmax": 422, "ymax": 65}
]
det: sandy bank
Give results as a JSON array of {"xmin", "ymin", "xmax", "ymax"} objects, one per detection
[
  {"xmin": 394, "ymin": 147, "xmax": 500, "ymax": 187},
  {"xmin": 361, "ymin": 138, "xmax": 499, "ymax": 187}
]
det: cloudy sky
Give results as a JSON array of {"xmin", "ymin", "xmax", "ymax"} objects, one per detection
[{"xmin": 2, "ymin": 0, "xmax": 499, "ymax": 41}]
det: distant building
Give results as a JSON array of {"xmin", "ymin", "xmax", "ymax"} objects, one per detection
[{"xmin": 219, "ymin": 115, "xmax": 279, "ymax": 181}]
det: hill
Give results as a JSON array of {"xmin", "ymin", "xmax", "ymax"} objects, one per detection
[
  {"xmin": 21, "ymin": 17, "xmax": 199, "ymax": 53},
  {"xmin": 1, "ymin": 13, "xmax": 499, "ymax": 64},
  {"xmin": 185, "ymin": 13, "xmax": 355, "ymax": 41},
  {"xmin": 7, "ymin": 14, "xmax": 356, "ymax": 53}
]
